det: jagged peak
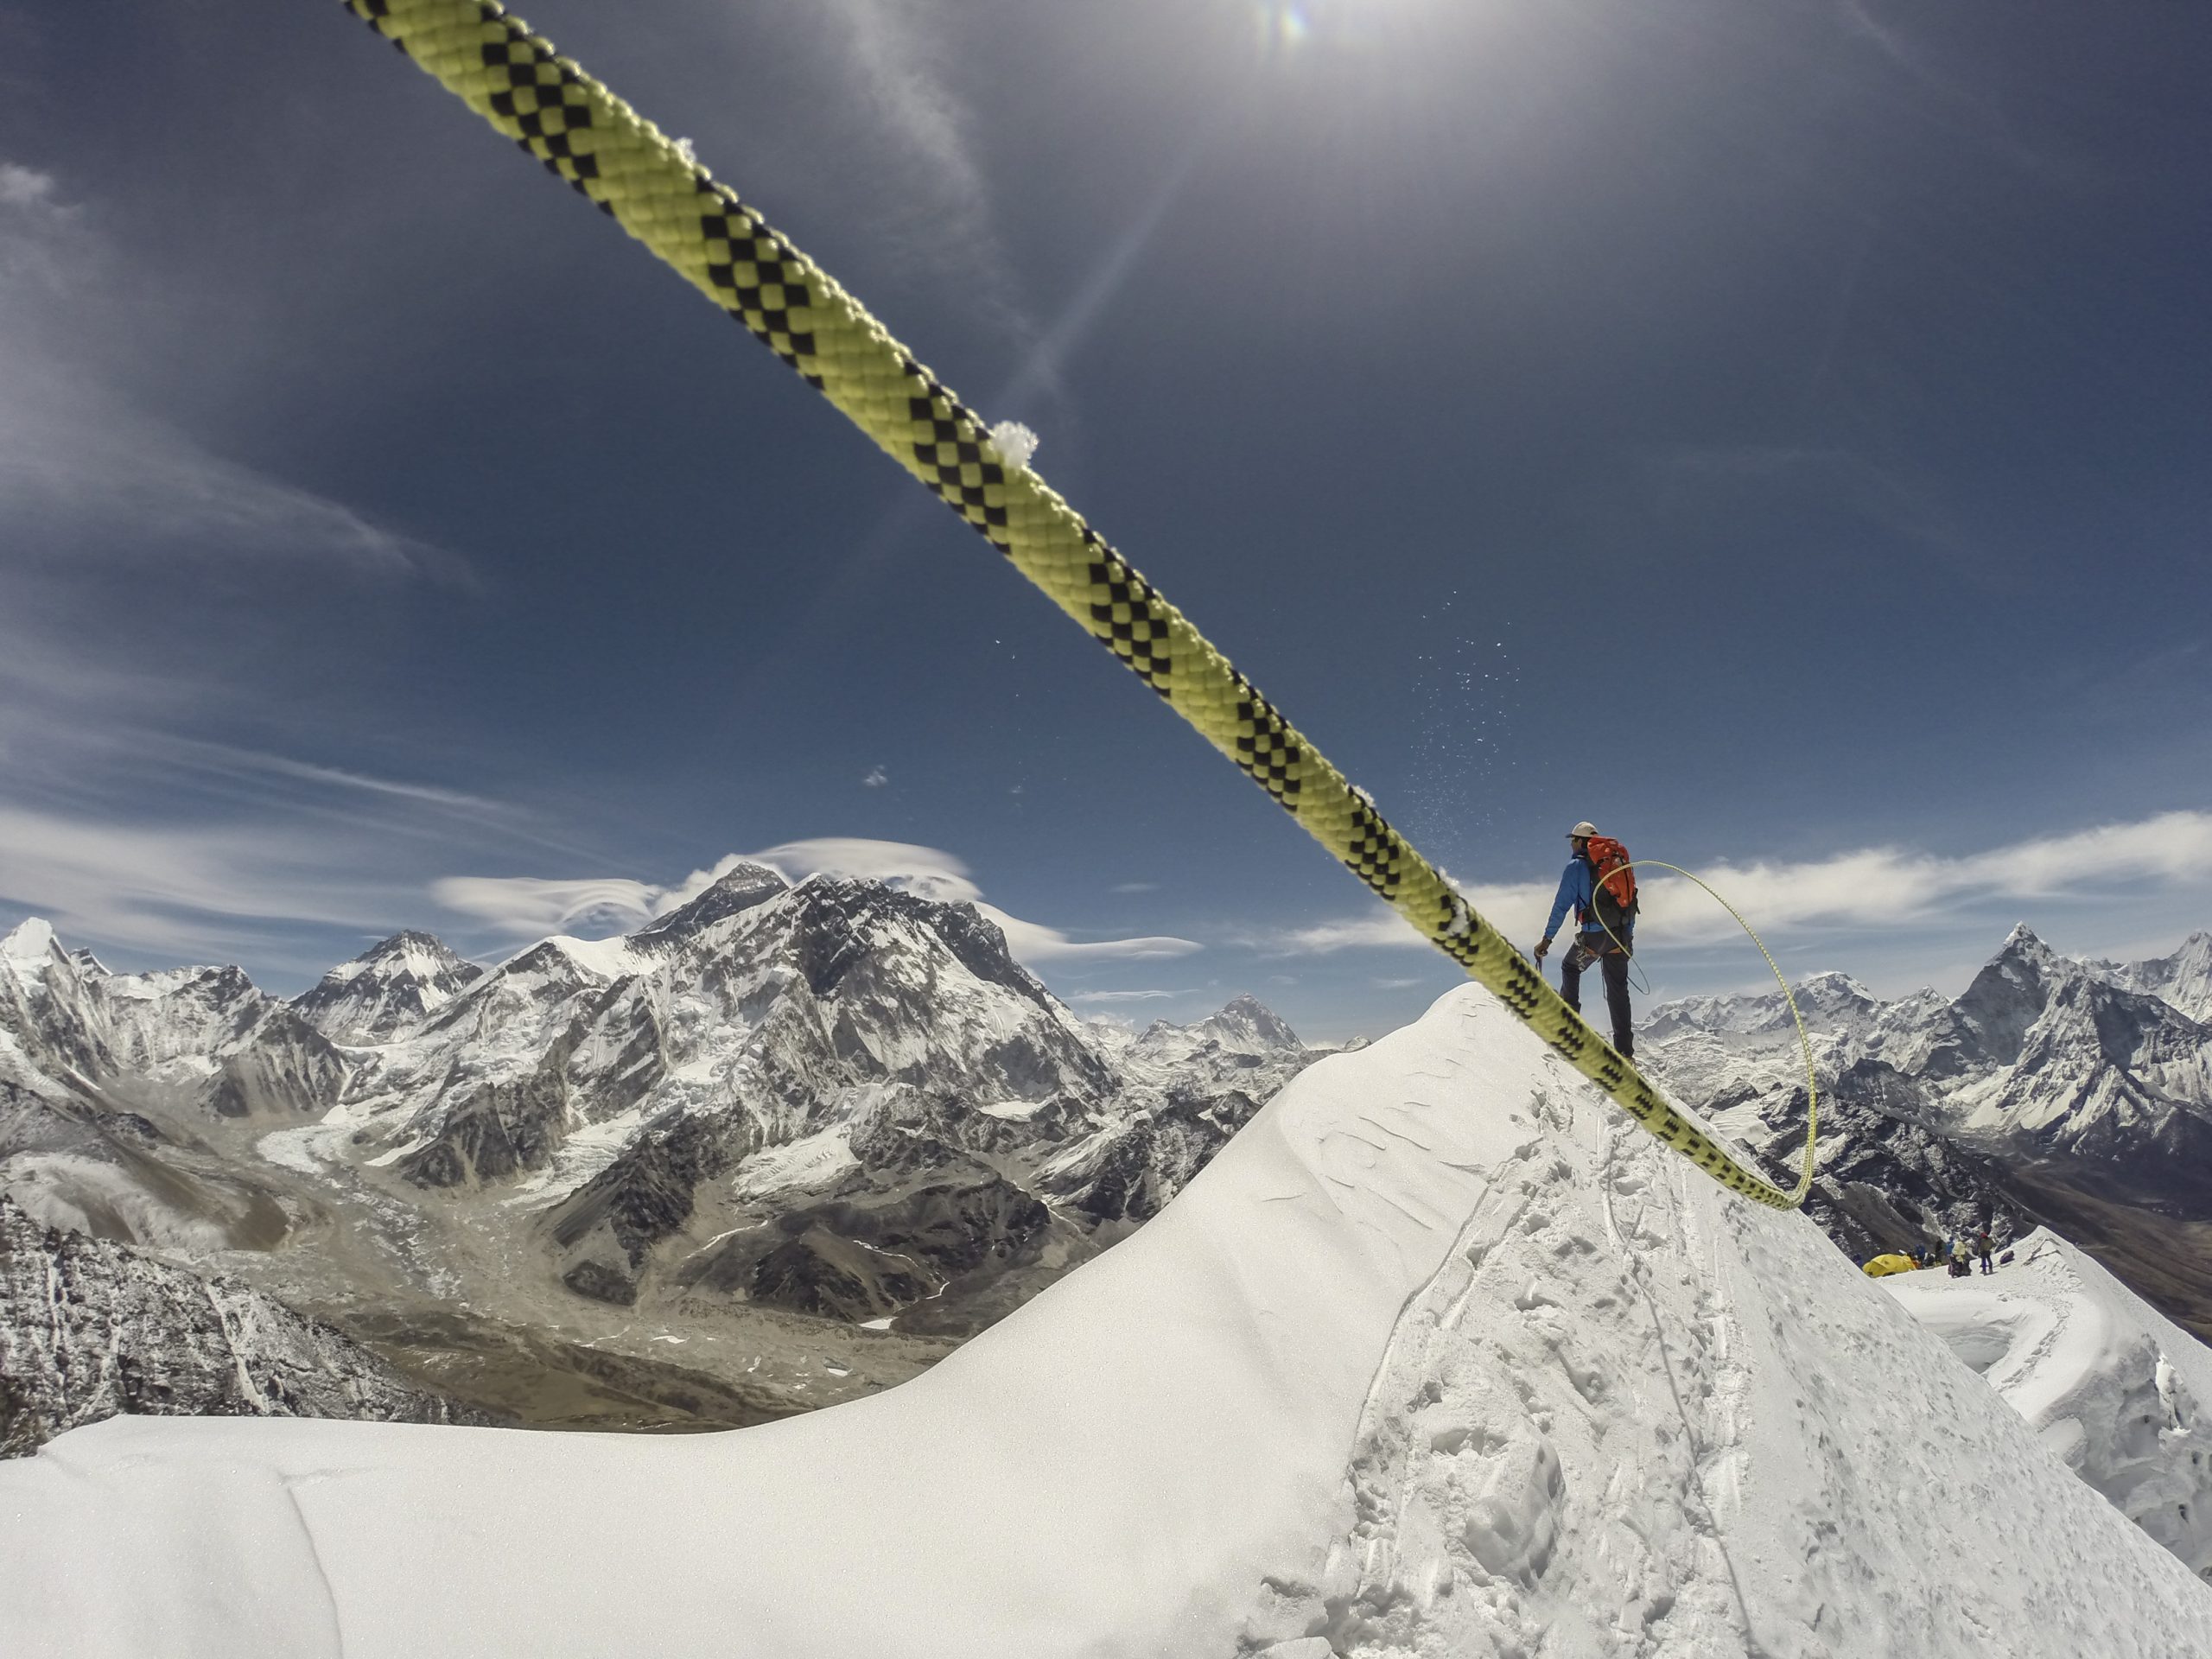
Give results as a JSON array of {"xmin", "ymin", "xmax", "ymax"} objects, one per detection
[
  {"xmin": 2139, "ymin": 930, "xmax": 2212, "ymax": 970},
  {"xmin": 1201, "ymin": 994, "xmax": 1303, "ymax": 1050},
  {"xmin": 1, "ymin": 917, "xmax": 60, "ymax": 963},
  {"xmin": 307, "ymin": 930, "xmax": 480, "ymax": 994},
  {"xmin": 360, "ymin": 930, "xmax": 473, "ymax": 969},
  {"xmin": 699, "ymin": 860, "xmax": 791, "ymax": 897},
  {"xmin": 1132, "ymin": 995, "xmax": 1302, "ymax": 1055},
  {"xmin": 1799, "ymin": 969, "xmax": 1872, "ymax": 991},
  {"xmin": 632, "ymin": 861, "xmax": 792, "ymax": 942}
]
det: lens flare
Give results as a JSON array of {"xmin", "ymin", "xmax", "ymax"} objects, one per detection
[
  {"xmin": 1254, "ymin": 0, "xmax": 1433, "ymax": 57},
  {"xmin": 1255, "ymin": 1, "xmax": 1314, "ymax": 52}
]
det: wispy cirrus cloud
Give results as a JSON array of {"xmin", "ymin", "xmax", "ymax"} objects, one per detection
[
  {"xmin": 1642, "ymin": 442, "xmax": 1972, "ymax": 572},
  {"xmin": 431, "ymin": 837, "xmax": 1205, "ymax": 966},
  {"xmin": 1835, "ymin": 0, "xmax": 2090, "ymax": 182},
  {"xmin": 794, "ymin": 0, "xmax": 1033, "ymax": 340},
  {"xmin": 153, "ymin": 743, "xmax": 503, "ymax": 815},
  {"xmin": 0, "ymin": 804, "xmax": 405, "ymax": 965},
  {"xmin": 0, "ymin": 732, "xmax": 580, "ymax": 968},
  {"xmin": 1271, "ymin": 810, "xmax": 2212, "ymax": 957},
  {"xmin": 0, "ymin": 160, "xmax": 461, "ymax": 582},
  {"xmin": 0, "ymin": 369, "xmax": 458, "ymax": 581}
]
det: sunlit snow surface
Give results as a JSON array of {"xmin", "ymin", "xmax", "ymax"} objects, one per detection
[
  {"xmin": 1885, "ymin": 1229, "xmax": 2212, "ymax": 1579},
  {"xmin": 3, "ymin": 990, "xmax": 2208, "ymax": 1657}
]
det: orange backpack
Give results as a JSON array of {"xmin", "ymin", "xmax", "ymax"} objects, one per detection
[{"xmin": 1585, "ymin": 836, "xmax": 1637, "ymax": 929}]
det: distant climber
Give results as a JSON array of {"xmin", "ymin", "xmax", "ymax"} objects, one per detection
[
  {"xmin": 1975, "ymin": 1228, "xmax": 1995, "ymax": 1275},
  {"xmin": 1534, "ymin": 821, "xmax": 1638, "ymax": 1058}
]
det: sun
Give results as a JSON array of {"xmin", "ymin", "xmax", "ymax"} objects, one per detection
[{"xmin": 1253, "ymin": 0, "xmax": 1431, "ymax": 56}]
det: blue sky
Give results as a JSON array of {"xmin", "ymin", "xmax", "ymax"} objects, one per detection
[{"xmin": 2, "ymin": 0, "xmax": 2208, "ymax": 1040}]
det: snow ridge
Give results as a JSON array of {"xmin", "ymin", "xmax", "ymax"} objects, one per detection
[{"xmin": 1885, "ymin": 1227, "xmax": 2212, "ymax": 1580}]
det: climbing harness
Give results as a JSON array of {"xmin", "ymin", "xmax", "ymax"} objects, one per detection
[{"xmin": 337, "ymin": 0, "xmax": 1814, "ymax": 1210}]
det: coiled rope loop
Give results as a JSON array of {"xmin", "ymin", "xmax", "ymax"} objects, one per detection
[
  {"xmin": 339, "ymin": 0, "xmax": 1808, "ymax": 1210},
  {"xmin": 1588, "ymin": 862, "xmax": 1818, "ymax": 1205}
]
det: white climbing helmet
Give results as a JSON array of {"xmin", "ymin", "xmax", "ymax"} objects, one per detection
[{"xmin": 1567, "ymin": 820, "xmax": 1599, "ymax": 840}]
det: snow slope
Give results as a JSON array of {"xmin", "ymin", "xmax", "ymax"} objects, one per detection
[
  {"xmin": 3, "ymin": 990, "xmax": 2206, "ymax": 1657},
  {"xmin": 1884, "ymin": 1229, "xmax": 2212, "ymax": 1579}
]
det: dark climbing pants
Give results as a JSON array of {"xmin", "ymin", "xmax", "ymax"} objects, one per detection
[{"xmin": 1560, "ymin": 937, "xmax": 1634, "ymax": 1058}]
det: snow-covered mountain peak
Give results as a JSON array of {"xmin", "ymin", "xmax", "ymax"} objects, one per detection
[
  {"xmin": 1190, "ymin": 992, "xmax": 1301, "ymax": 1052},
  {"xmin": 0, "ymin": 918, "xmax": 60, "ymax": 969},
  {"xmin": 1641, "ymin": 969, "xmax": 1885, "ymax": 1047},
  {"xmin": 1946, "ymin": 924, "xmax": 2074, "ymax": 1066},
  {"xmin": 325, "ymin": 930, "xmax": 473, "ymax": 983},
  {"xmin": 292, "ymin": 931, "xmax": 484, "ymax": 1045},
  {"xmin": 631, "ymin": 861, "xmax": 790, "ymax": 945},
  {"xmin": 2101, "ymin": 931, "xmax": 2212, "ymax": 1025},
  {"xmin": 1117, "ymin": 994, "xmax": 1311, "ymax": 1103},
  {"xmin": 1797, "ymin": 967, "xmax": 1878, "ymax": 1001}
]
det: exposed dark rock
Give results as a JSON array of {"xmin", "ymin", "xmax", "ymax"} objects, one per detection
[
  {"xmin": 631, "ymin": 864, "xmax": 790, "ymax": 945},
  {"xmin": 200, "ymin": 1006, "xmax": 351, "ymax": 1118},
  {"xmin": 550, "ymin": 1109, "xmax": 753, "ymax": 1267},
  {"xmin": 561, "ymin": 1258, "xmax": 640, "ymax": 1306},
  {"xmin": 400, "ymin": 1065, "xmax": 570, "ymax": 1188},
  {"xmin": 0, "ymin": 1194, "xmax": 485, "ymax": 1458}
]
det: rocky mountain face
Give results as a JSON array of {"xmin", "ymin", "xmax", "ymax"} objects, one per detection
[
  {"xmin": 1639, "ymin": 928, "xmax": 2212, "ymax": 1336},
  {"xmin": 0, "ymin": 882, "xmax": 1316, "ymax": 1426},
  {"xmin": 2098, "ymin": 931, "xmax": 2212, "ymax": 1024},
  {"xmin": 292, "ymin": 930, "xmax": 484, "ymax": 1044},
  {"xmin": 0, "ymin": 1193, "xmax": 483, "ymax": 1457}
]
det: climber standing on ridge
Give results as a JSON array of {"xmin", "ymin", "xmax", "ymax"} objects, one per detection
[{"xmin": 1533, "ymin": 820, "xmax": 1639, "ymax": 1059}]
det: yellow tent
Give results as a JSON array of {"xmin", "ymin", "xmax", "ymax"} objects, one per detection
[{"xmin": 1862, "ymin": 1253, "xmax": 1921, "ymax": 1278}]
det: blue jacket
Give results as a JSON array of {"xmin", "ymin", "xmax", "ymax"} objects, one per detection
[{"xmin": 1543, "ymin": 855, "xmax": 1626, "ymax": 943}]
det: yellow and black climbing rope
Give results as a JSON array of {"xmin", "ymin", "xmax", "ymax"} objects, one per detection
[{"xmin": 336, "ymin": 0, "xmax": 1814, "ymax": 1210}]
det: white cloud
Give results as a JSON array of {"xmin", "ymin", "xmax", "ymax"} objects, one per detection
[
  {"xmin": 432, "ymin": 837, "xmax": 1205, "ymax": 967},
  {"xmin": 861, "ymin": 766, "xmax": 888, "ymax": 787},
  {"xmin": 817, "ymin": 0, "xmax": 983, "ymax": 217},
  {"xmin": 0, "ymin": 804, "xmax": 400, "ymax": 963},
  {"xmin": 0, "ymin": 164, "xmax": 458, "ymax": 582},
  {"xmin": 974, "ymin": 905, "xmax": 1201, "ymax": 964},
  {"xmin": 792, "ymin": 0, "xmax": 1031, "ymax": 336},
  {"xmin": 428, "ymin": 875, "xmax": 662, "ymax": 940},
  {"xmin": 1273, "ymin": 810, "xmax": 2212, "ymax": 956},
  {"xmin": 156, "ymin": 741, "xmax": 502, "ymax": 815},
  {"xmin": 748, "ymin": 838, "xmax": 982, "ymax": 905},
  {"xmin": 0, "ymin": 163, "xmax": 60, "ymax": 210},
  {"xmin": 1067, "ymin": 988, "xmax": 1181, "ymax": 1006},
  {"xmin": 0, "ymin": 385, "xmax": 455, "ymax": 578},
  {"xmin": 0, "ymin": 743, "xmax": 560, "ymax": 974}
]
